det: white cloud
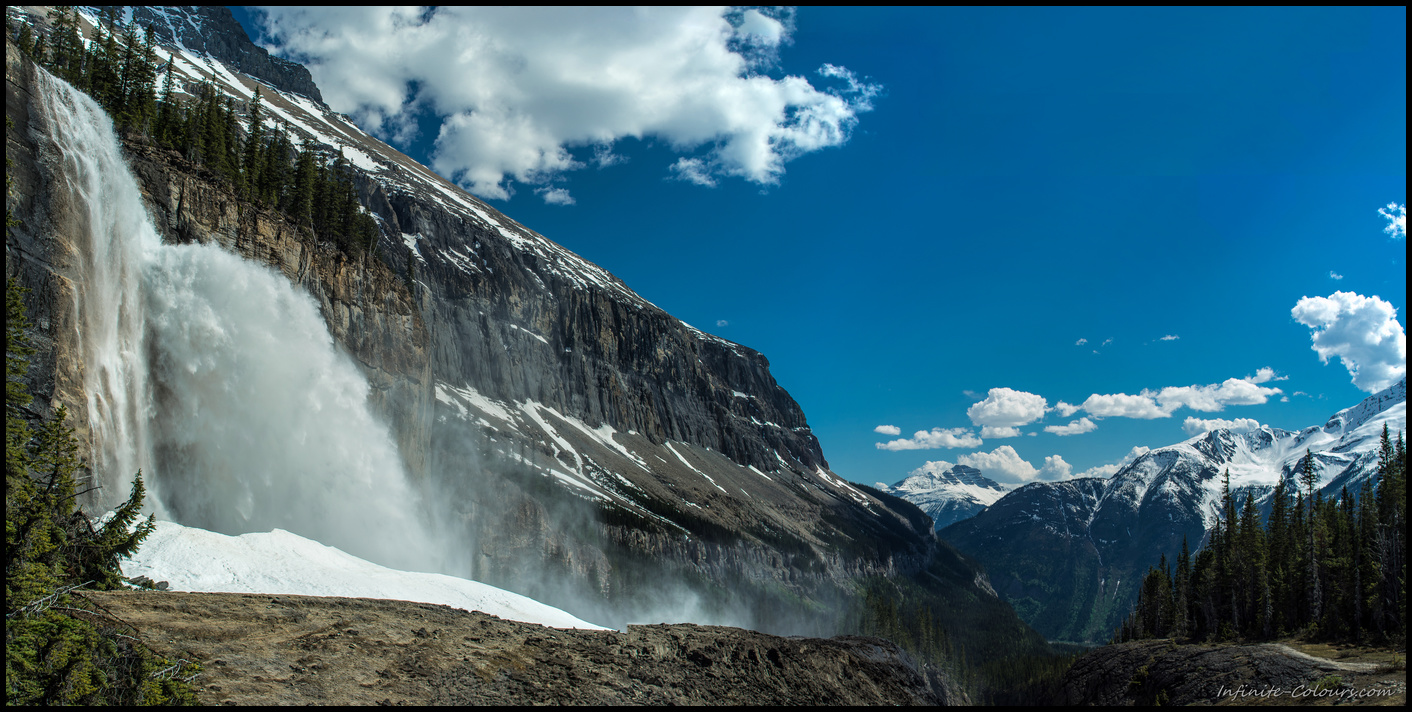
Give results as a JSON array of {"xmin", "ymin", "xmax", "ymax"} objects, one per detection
[
  {"xmin": 981, "ymin": 426, "xmax": 1022, "ymax": 439},
  {"xmin": 1079, "ymin": 392, "xmax": 1169, "ymax": 419},
  {"xmin": 535, "ymin": 186, "xmax": 575, "ymax": 205},
  {"xmin": 1182, "ymin": 416, "xmax": 1263, "ymax": 436},
  {"xmin": 670, "ymin": 157, "xmax": 717, "ymax": 187},
  {"xmin": 1044, "ymin": 417, "xmax": 1098, "ymax": 436},
  {"xmin": 735, "ymin": 8, "xmax": 785, "ymax": 46},
  {"xmin": 1152, "ymin": 378, "xmax": 1282, "ymax": 413},
  {"xmin": 1075, "ymin": 338, "xmax": 1087, "ymax": 346},
  {"xmin": 876, "ymin": 427, "xmax": 982, "ymax": 451},
  {"xmin": 1074, "ymin": 445, "xmax": 1150, "ymax": 479},
  {"xmin": 1291, "ymin": 291, "xmax": 1407, "ymax": 393},
  {"xmin": 873, "ymin": 424, "xmax": 901, "ymax": 436},
  {"xmin": 257, "ymin": 7, "xmax": 880, "ymax": 200},
  {"xmin": 1381, "ymin": 202, "xmax": 1406, "ymax": 239},
  {"xmin": 908, "ymin": 460, "xmax": 954, "ymax": 478},
  {"xmin": 1330, "ymin": 271, "xmax": 1344, "ymax": 280},
  {"xmin": 1068, "ymin": 368, "xmax": 1284, "ymax": 421},
  {"xmin": 1160, "ymin": 334, "xmax": 1180, "ymax": 341},
  {"xmin": 1247, "ymin": 367, "xmax": 1287, "ymax": 384},
  {"xmin": 966, "ymin": 387, "xmax": 1048, "ymax": 428},
  {"xmin": 1102, "ymin": 338, "xmax": 1113, "ymax": 347},
  {"xmin": 715, "ymin": 319, "xmax": 729, "ymax": 327},
  {"xmin": 955, "ymin": 446, "xmax": 1071, "ymax": 484}
]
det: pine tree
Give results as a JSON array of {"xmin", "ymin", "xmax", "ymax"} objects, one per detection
[
  {"xmin": 241, "ymin": 89, "xmax": 264, "ymax": 203},
  {"xmin": 291, "ymin": 140, "xmax": 317, "ymax": 230},
  {"xmin": 6, "ymin": 276, "xmax": 198, "ymax": 704},
  {"xmin": 1299, "ymin": 450, "xmax": 1322, "ymax": 626}
]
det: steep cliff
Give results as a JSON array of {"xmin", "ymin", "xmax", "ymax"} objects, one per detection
[{"xmin": 6, "ymin": 11, "xmax": 1048, "ymax": 663}]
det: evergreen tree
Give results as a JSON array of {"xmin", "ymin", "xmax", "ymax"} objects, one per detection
[
  {"xmin": 6, "ymin": 278, "xmax": 198, "ymax": 704},
  {"xmin": 241, "ymin": 89, "xmax": 264, "ymax": 203},
  {"xmin": 1299, "ymin": 450, "xmax": 1322, "ymax": 625}
]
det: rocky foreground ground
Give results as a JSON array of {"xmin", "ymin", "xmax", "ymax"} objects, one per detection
[
  {"xmin": 1060, "ymin": 638, "xmax": 1406, "ymax": 706},
  {"xmin": 83, "ymin": 591, "xmax": 968, "ymax": 705}
]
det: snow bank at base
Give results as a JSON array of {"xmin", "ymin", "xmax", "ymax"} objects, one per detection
[{"xmin": 121, "ymin": 520, "xmax": 609, "ymax": 631}]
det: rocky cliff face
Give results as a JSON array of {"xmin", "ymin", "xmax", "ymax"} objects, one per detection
[{"xmin": 6, "ymin": 11, "xmax": 1047, "ymax": 661}]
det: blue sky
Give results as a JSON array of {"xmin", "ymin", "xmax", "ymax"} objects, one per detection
[{"xmin": 232, "ymin": 7, "xmax": 1407, "ymax": 487}]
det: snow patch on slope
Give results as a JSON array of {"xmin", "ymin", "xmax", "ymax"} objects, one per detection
[{"xmin": 123, "ymin": 520, "xmax": 608, "ymax": 630}]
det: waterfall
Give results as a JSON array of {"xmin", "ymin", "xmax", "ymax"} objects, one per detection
[{"xmin": 34, "ymin": 70, "xmax": 440, "ymax": 573}]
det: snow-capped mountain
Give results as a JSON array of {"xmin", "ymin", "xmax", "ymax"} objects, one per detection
[
  {"xmin": 877, "ymin": 464, "xmax": 1010, "ymax": 530},
  {"xmin": 938, "ymin": 379, "xmax": 1405, "ymax": 644}
]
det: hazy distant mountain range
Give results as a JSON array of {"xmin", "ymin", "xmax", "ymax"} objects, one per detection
[{"xmin": 896, "ymin": 379, "xmax": 1406, "ymax": 643}]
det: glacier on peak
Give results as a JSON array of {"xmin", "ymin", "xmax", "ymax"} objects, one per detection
[{"xmin": 877, "ymin": 464, "xmax": 1010, "ymax": 531}]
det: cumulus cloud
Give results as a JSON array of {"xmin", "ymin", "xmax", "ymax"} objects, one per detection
[
  {"xmin": 966, "ymin": 387, "xmax": 1048, "ymax": 428},
  {"xmin": 1152, "ymin": 377, "xmax": 1283, "ymax": 413},
  {"xmin": 1182, "ymin": 416, "xmax": 1263, "ymax": 436},
  {"xmin": 1079, "ymin": 392, "xmax": 1169, "ymax": 419},
  {"xmin": 1075, "ymin": 338, "xmax": 1088, "ymax": 346},
  {"xmin": 876, "ymin": 427, "xmax": 982, "ymax": 451},
  {"xmin": 1074, "ymin": 445, "xmax": 1151, "ymax": 479},
  {"xmin": 1044, "ymin": 417, "xmax": 1098, "ymax": 436},
  {"xmin": 1247, "ymin": 367, "xmax": 1287, "ymax": 384},
  {"xmin": 1160, "ymin": 334, "xmax": 1180, "ymax": 341},
  {"xmin": 1330, "ymin": 271, "xmax": 1344, "ymax": 280},
  {"xmin": 1067, "ymin": 368, "xmax": 1284, "ymax": 421},
  {"xmin": 715, "ymin": 319, "xmax": 729, "ymax": 327},
  {"xmin": 908, "ymin": 460, "xmax": 955, "ymax": 478},
  {"xmin": 981, "ymin": 426, "xmax": 1022, "ymax": 439},
  {"xmin": 955, "ymin": 446, "xmax": 1071, "ymax": 484},
  {"xmin": 257, "ymin": 7, "xmax": 880, "ymax": 201},
  {"xmin": 1382, "ymin": 202, "xmax": 1406, "ymax": 239},
  {"xmin": 535, "ymin": 186, "xmax": 575, "ymax": 205},
  {"xmin": 1291, "ymin": 291, "xmax": 1407, "ymax": 392},
  {"xmin": 873, "ymin": 424, "xmax": 901, "ymax": 436}
]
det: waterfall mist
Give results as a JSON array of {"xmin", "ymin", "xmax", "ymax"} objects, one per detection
[{"xmin": 34, "ymin": 69, "xmax": 441, "ymax": 574}]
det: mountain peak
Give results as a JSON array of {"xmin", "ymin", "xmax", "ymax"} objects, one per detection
[
  {"xmin": 85, "ymin": 6, "xmax": 323, "ymax": 103},
  {"xmin": 879, "ymin": 464, "xmax": 1009, "ymax": 531}
]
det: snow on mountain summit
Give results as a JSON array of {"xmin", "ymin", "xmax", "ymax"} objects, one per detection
[{"xmin": 878, "ymin": 464, "xmax": 1010, "ymax": 530}]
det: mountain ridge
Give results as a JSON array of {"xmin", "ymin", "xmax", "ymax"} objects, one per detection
[{"xmin": 936, "ymin": 378, "xmax": 1406, "ymax": 643}]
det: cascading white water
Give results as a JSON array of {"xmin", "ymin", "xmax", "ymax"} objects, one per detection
[{"xmin": 34, "ymin": 70, "xmax": 440, "ymax": 573}]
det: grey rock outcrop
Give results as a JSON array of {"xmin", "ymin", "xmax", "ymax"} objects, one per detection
[{"xmin": 88, "ymin": 591, "xmax": 974, "ymax": 705}]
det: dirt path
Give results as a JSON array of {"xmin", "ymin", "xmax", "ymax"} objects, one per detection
[{"xmin": 1267, "ymin": 644, "xmax": 1382, "ymax": 673}]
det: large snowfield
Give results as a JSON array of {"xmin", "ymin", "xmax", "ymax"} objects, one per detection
[{"xmin": 120, "ymin": 520, "xmax": 610, "ymax": 631}]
